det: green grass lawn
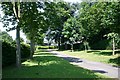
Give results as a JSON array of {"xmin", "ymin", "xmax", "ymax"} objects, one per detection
[
  {"xmin": 2, "ymin": 50, "xmax": 107, "ymax": 78},
  {"xmin": 58, "ymin": 50, "xmax": 120, "ymax": 66}
]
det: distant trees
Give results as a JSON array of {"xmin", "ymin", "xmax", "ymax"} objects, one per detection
[
  {"xmin": 0, "ymin": 31, "xmax": 13, "ymax": 43},
  {"xmin": 62, "ymin": 17, "xmax": 82, "ymax": 52},
  {"xmin": 61, "ymin": 2, "xmax": 120, "ymax": 52}
]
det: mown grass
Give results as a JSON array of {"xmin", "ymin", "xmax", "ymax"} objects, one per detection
[
  {"xmin": 2, "ymin": 50, "xmax": 108, "ymax": 78},
  {"xmin": 59, "ymin": 50, "xmax": 120, "ymax": 66}
]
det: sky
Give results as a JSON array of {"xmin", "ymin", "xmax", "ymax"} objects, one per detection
[{"xmin": 0, "ymin": 0, "xmax": 81, "ymax": 42}]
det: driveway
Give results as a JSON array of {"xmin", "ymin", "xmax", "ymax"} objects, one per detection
[{"xmin": 47, "ymin": 49, "xmax": 119, "ymax": 78}]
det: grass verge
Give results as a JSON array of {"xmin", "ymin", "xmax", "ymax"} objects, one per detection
[
  {"xmin": 2, "ymin": 50, "xmax": 108, "ymax": 78},
  {"xmin": 58, "ymin": 50, "xmax": 120, "ymax": 66}
]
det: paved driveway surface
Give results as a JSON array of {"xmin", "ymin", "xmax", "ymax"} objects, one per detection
[{"xmin": 47, "ymin": 50, "xmax": 119, "ymax": 78}]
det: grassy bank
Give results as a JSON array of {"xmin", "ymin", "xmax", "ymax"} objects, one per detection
[
  {"xmin": 2, "ymin": 50, "xmax": 107, "ymax": 78},
  {"xmin": 58, "ymin": 50, "xmax": 120, "ymax": 66}
]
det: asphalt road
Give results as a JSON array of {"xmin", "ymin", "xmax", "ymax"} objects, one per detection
[{"xmin": 48, "ymin": 50, "xmax": 119, "ymax": 78}]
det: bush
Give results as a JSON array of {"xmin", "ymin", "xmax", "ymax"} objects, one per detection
[
  {"xmin": 21, "ymin": 43, "xmax": 30, "ymax": 59},
  {"xmin": 90, "ymin": 39, "xmax": 112, "ymax": 50},
  {"xmin": 2, "ymin": 41, "xmax": 30, "ymax": 67},
  {"xmin": 2, "ymin": 41, "xmax": 16, "ymax": 67},
  {"xmin": 59, "ymin": 43, "xmax": 84, "ymax": 51}
]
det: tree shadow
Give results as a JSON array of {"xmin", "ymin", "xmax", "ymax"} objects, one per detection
[
  {"xmin": 60, "ymin": 57, "xmax": 83, "ymax": 63},
  {"xmin": 87, "ymin": 50, "xmax": 101, "ymax": 53},
  {"xmin": 93, "ymin": 51, "xmax": 112, "ymax": 56},
  {"xmin": 92, "ymin": 70, "xmax": 107, "ymax": 74},
  {"xmin": 34, "ymin": 53, "xmax": 53, "ymax": 56},
  {"xmin": 108, "ymin": 56, "xmax": 120, "ymax": 66},
  {"xmin": 3, "ymin": 52, "xmax": 104, "ymax": 78},
  {"xmin": 21, "ymin": 55, "xmax": 103, "ymax": 78},
  {"xmin": 115, "ymin": 50, "xmax": 120, "ymax": 54}
]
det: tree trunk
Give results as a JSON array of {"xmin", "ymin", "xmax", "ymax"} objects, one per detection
[
  {"xmin": 112, "ymin": 37, "xmax": 115, "ymax": 55},
  {"xmin": 58, "ymin": 39, "xmax": 60, "ymax": 50},
  {"xmin": 84, "ymin": 43, "xmax": 87, "ymax": 53},
  {"xmin": 65, "ymin": 43, "xmax": 67, "ymax": 50},
  {"xmin": 48, "ymin": 40, "xmax": 50, "ymax": 49},
  {"xmin": 30, "ymin": 39, "xmax": 35, "ymax": 59},
  {"xmin": 16, "ymin": 26, "xmax": 21, "ymax": 68},
  {"xmin": 71, "ymin": 43, "xmax": 73, "ymax": 52},
  {"xmin": 12, "ymin": 0, "xmax": 21, "ymax": 68}
]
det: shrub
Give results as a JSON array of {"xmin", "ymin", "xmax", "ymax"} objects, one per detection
[
  {"xmin": 90, "ymin": 39, "xmax": 112, "ymax": 50},
  {"xmin": 2, "ymin": 41, "xmax": 30, "ymax": 67},
  {"xmin": 21, "ymin": 43, "xmax": 30, "ymax": 59},
  {"xmin": 2, "ymin": 41, "xmax": 16, "ymax": 67}
]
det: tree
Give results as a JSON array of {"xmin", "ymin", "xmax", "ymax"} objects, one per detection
[
  {"xmin": 77, "ymin": 2, "xmax": 120, "ymax": 51},
  {"xmin": 1, "ymin": 1, "xmax": 21, "ymax": 68},
  {"xmin": 104, "ymin": 32, "xmax": 120, "ymax": 55},
  {"xmin": 0, "ymin": 31, "xmax": 13, "ymax": 43},
  {"xmin": 43, "ymin": 1, "xmax": 78, "ymax": 50},
  {"xmin": 62, "ymin": 17, "xmax": 83, "ymax": 52},
  {"xmin": 20, "ymin": 2, "xmax": 47, "ymax": 58}
]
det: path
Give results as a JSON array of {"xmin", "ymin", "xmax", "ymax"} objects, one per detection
[{"xmin": 47, "ymin": 49, "xmax": 119, "ymax": 78}]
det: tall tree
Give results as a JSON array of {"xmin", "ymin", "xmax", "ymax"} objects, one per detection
[
  {"xmin": 62, "ymin": 17, "xmax": 83, "ymax": 51},
  {"xmin": 20, "ymin": 2, "xmax": 47, "ymax": 58},
  {"xmin": 1, "ymin": 1, "xmax": 21, "ymax": 68}
]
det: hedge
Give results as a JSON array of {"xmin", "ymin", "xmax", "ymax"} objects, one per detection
[{"xmin": 2, "ymin": 41, "xmax": 30, "ymax": 67}]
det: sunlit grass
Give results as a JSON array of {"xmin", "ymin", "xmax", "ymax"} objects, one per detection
[
  {"xmin": 2, "ymin": 50, "xmax": 108, "ymax": 78},
  {"xmin": 59, "ymin": 50, "xmax": 120, "ymax": 66}
]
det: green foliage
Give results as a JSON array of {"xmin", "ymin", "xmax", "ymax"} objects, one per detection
[
  {"xmin": 62, "ymin": 17, "xmax": 82, "ymax": 44},
  {"xmin": 2, "ymin": 41, "xmax": 30, "ymax": 67},
  {"xmin": 21, "ymin": 43, "xmax": 30, "ymax": 59},
  {"xmin": 0, "ymin": 31, "xmax": 13, "ymax": 43},
  {"xmin": 2, "ymin": 41, "xmax": 16, "ymax": 67},
  {"xmin": 90, "ymin": 39, "xmax": 111, "ymax": 50}
]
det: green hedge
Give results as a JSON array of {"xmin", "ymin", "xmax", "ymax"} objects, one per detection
[
  {"xmin": 2, "ymin": 41, "xmax": 30, "ymax": 67},
  {"xmin": 90, "ymin": 39, "xmax": 120, "ymax": 50}
]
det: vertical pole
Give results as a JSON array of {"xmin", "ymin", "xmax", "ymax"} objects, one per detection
[{"xmin": 112, "ymin": 37, "xmax": 115, "ymax": 55}]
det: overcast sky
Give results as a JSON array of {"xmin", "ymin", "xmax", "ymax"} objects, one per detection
[{"xmin": 0, "ymin": 0, "xmax": 81, "ymax": 42}]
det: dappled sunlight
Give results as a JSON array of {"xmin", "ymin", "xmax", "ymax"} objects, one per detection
[
  {"xmin": 22, "ymin": 59, "xmax": 60, "ymax": 67},
  {"xmin": 3, "ymin": 50, "xmax": 108, "ymax": 78},
  {"xmin": 22, "ymin": 60, "xmax": 38, "ymax": 66},
  {"xmin": 38, "ymin": 61, "xmax": 60, "ymax": 66}
]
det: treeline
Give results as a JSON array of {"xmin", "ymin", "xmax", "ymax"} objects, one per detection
[{"xmin": 46, "ymin": 2, "xmax": 120, "ymax": 52}]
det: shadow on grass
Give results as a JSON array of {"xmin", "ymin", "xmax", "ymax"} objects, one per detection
[
  {"xmin": 95, "ymin": 52, "xmax": 112, "ymax": 56},
  {"xmin": 61, "ymin": 57, "xmax": 83, "ymax": 63},
  {"xmin": 109, "ymin": 56, "xmax": 120, "ymax": 67},
  {"xmin": 35, "ymin": 49, "xmax": 48, "ymax": 53},
  {"xmin": 115, "ymin": 50, "xmax": 120, "ymax": 54},
  {"xmin": 34, "ymin": 53, "xmax": 53, "ymax": 55},
  {"xmin": 2, "ymin": 51, "xmax": 105, "ymax": 78},
  {"xmin": 87, "ymin": 50, "xmax": 101, "ymax": 53}
]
